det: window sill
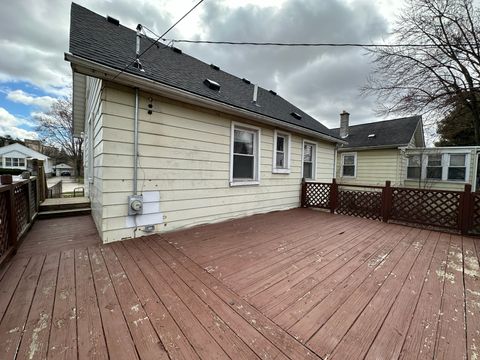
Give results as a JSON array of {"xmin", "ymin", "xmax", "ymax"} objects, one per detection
[
  {"xmin": 230, "ymin": 181, "xmax": 260, "ymax": 187},
  {"xmin": 272, "ymin": 168, "xmax": 290, "ymax": 174}
]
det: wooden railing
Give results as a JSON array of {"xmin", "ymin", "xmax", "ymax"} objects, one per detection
[
  {"xmin": 0, "ymin": 178, "xmax": 39, "ymax": 266},
  {"xmin": 301, "ymin": 179, "xmax": 478, "ymax": 235}
]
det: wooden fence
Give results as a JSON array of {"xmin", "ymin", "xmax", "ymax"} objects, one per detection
[
  {"xmin": 301, "ymin": 179, "xmax": 478, "ymax": 235},
  {"xmin": 0, "ymin": 178, "xmax": 39, "ymax": 267},
  {"xmin": 47, "ymin": 180, "xmax": 62, "ymax": 198}
]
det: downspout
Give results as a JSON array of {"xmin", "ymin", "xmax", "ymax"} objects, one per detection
[{"xmin": 133, "ymin": 87, "xmax": 139, "ymax": 195}]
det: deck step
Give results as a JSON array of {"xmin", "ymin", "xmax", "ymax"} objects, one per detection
[
  {"xmin": 37, "ymin": 207, "xmax": 91, "ymax": 219},
  {"xmin": 39, "ymin": 197, "xmax": 90, "ymax": 212}
]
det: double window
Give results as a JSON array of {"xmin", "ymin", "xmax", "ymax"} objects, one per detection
[
  {"xmin": 302, "ymin": 142, "xmax": 316, "ymax": 180},
  {"xmin": 341, "ymin": 153, "xmax": 357, "ymax": 177},
  {"xmin": 230, "ymin": 123, "xmax": 260, "ymax": 185},
  {"xmin": 5, "ymin": 157, "xmax": 25, "ymax": 168},
  {"xmin": 272, "ymin": 130, "xmax": 291, "ymax": 173}
]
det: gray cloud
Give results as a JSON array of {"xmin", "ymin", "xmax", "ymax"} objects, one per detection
[{"xmin": 0, "ymin": 0, "xmax": 391, "ymax": 129}]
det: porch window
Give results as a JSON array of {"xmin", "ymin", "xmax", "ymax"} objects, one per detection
[
  {"xmin": 426, "ymin": 154, "xmax": 442, "ymax": 180},
  {"xmin": 448, "ymin": 154, "xmax": 466, "ymax": 181},
  {"xmin": 407, "ymin": 155, "xmax": 421, "ymax": 179},
  {"xmin": 341, "ymin": 153, "xmax": 356, "ymax": 177},
  {"xmin": 302, "ymin": 142, "xmax": 316, "ymax": 179},
  {"xmin": 5, "ymin": 157, "xmax": 24, "ymax": 167},
  {"xmin": 230, "ymin": 123, "xmax": 260, "ymax": 185},
  {"xmin": 272, "ymin": 130, "xmax": 290, "ymax": 173}
]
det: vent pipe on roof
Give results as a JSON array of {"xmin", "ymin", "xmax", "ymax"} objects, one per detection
[
  {"xmin": 133, "ymin": 24, "xmax": 144, "ymax": 72},
  {"xmin": 252, "ymin": 84, "xmax": 258, "ymax": 105},
  {"xmin": 340, "ymin": 110, "xmax": 350, "ymax": 138}
]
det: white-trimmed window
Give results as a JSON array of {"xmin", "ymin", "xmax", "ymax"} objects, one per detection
[
  {"xmin": 447, "ymin": 154, "xmax": 467, "ymax": 181},
  {"xmin": 5, "ymin": 157, "xmax": 25, "ymax": 168},
  {"xmin": 272, "ymin": 130, "xmax": 291, "ymax": 174},
  {"xmin": 426, "ymin": 154, "xmax": 442, "ymax": 180},
  {"xmin": 230, "ymin": 123, "xmax": 260, "ymax": 186},
  {"xmin": 407, "ymin": 155, "xmax": 421, "ymax": 179},
  {"xmin": 341, "ymin": 153, "xmax": 357, "ymax": 177},
  {"xmin": 302, "ymin": 141, "xmax": 316, "ymax": 180}
]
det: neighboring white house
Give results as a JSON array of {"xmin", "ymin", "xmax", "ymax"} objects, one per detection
[
  {"xmin": 66, "ymin": 4, "xmax": 344, "ymax": 243},
  {"xmin": 0, "ymin": 143, "xmax": 53, "ymax": 174},
  {"xmin": 53, "ymin": 163, "xmax": 74, "ymax": 177}
]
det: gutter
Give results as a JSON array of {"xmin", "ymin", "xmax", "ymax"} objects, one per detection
[
  {"xmin": 65, "ymin": 53, "xmax": 346, "ymax": 145},
  {"xmin": 337, "ymin": 144, "xmax": 410, "ymax": 152}
]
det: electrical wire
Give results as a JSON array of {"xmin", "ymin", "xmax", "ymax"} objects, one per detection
[{"xmin": 111, "ymin": 0, "xmax": 205, "ymax": 81}]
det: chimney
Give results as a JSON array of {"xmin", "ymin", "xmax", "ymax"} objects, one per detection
[{"xmin": 340, "ymin": 110, "xmax": 350, "ymax": 138}]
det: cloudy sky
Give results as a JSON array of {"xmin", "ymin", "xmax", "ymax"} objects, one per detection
[{"xmin": 0, "ymin": 0, "xmax": 405, "ymax": 140}]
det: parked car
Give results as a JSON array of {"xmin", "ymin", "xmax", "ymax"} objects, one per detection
[{"xmin": 61, "ymin": 171, "xmax": 71, "ymax": 176}]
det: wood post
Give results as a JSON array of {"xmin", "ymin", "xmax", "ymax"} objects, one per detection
[
  {"xmin": 330, "ymin": 178, "xmax": 338, "ymax": 214},
  {"xmin": 382, "ymin": 181, "xmax": 392, "ymax": 222},
  {"xmin": 460, "ymin": 183, "xmax": 473, "ymax": 235},
  {"xmin": 8, "ymin": 185, "xmax": 17, "ymax": 248},
  {"xmin": 300, "ymin": 178, "xmax": 307, "ymax": 207}
]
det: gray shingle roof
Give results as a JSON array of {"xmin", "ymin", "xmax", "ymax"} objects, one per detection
[
  {"xmin": 69, "ymin": 3, "xmax": 337, "ymax": 140},
  {"xmin": 331, "ymin": 115, "xmax": 422, "ymax": 149}
]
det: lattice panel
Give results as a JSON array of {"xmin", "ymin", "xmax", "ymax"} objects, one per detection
[
  {"xmin": 14, "ymin": 184, "xmax": 29, "ymax": 238},
  {"xmin": 391, "ymin": 188, "xmax": 461, "ymax": 229},
  {"xmin": 30, "ymin": 180, "xmax": 37, "ymax": 217},
  {"xmin": 470, "ymin": 193, "xmax": 480, "ymax": 234},
  {"xmin": 0, "ymin": 191, "xmax": 10, "ymax": 257},
  {"xmin": 305, "ymin": 182, "xmax": 331, "ymax": 209},
  {"xmin": 336, "ymin": 189, "xmax": 382, "ymax": 220}
]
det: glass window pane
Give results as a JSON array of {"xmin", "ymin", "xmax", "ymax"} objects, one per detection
[
  {"xmin": 450, "ymin": 154, "xmax": 465, "ymax": 166},
  {"xmin": 234, "ymin": 129, "xmax": 253, "ymax": 155},
  {"xmin": 428, "ymin": 154, "xmax": 442, "ymax": 166},
  {"xmin": 6, "ymin": 158, "xmax": 11, "ymax": 167},
  {"xmin": 276, "ymin": 136, "xmax": 284, "ymax": 152},
  {"xmin": 343, "ymin": 155, "xmax": 355, "ymax": 165},
  {"xmin": 19, "ymin": 159, "xmax": 25, "ymax": 166},
  {"xmin": 13, "ymin": 158, "xmax": 18, "ymax": 166},
  {"xmin": 233, "ymin": 155, "xmax": 254, "ymax": 179},
  {"xmin": 448, "ymin": 167, "xmax": 466, "ymax": 180},
  {"xmin": 304, "ymin": 145, "xmax": 312, "ymax": 162},
  {"xmin": 276, "ymin": 151, "xmax": 285, "ymax": 168},
  {"xmin": 303, "ymin": 162, "xmax": 312, "ymax": 179},
  {"xmin": 408, "ymin": 155, "xmax": 421, "ymax": 167},
  {"xmin": 407, "ymin": 167, "xmax": 421, "ymax": 179},
  {"xmin": 343, "ymin": 165, "xmax": 355, "ymax": 176},
  {"xmin": 427, "ymin": 167, "xmax": 442, "ymax": 179}
]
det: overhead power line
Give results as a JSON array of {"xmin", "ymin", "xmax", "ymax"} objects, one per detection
[
  {"xmin": 111, "ymin": 0, "xmax": 205, "ymax": 81},
  {"xmin": 166, "ymin": 39, "xmax": 457, "ymax": 48}
]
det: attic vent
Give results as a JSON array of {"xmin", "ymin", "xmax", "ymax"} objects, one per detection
[
  {"xmin": 269, "ymin": 90, "xmax": 277, "ymax": 96},
  {"xmin": 107, "ymin": 16, "xmax": 120, "ymax": 26},
  {"xmin": 290, "ymin": 112, "xmax": 302, "ymax": 120},
  {"xmin": 210, "ymin": 64, "xmax": 220, "ymax": 71},
  {"xmin": 172, "ymin": 47, "xmax": 182, "ymax": 54},
  {"xmin": 242, "ymin": 78, "xmax": 251, "ymax": 85},
  {"xmin": 368, "ymin": 134, "xmax": 376, "ymax": 138},
  {"xmin": 204, "ymin": 79, "xmax": 220, "ymax": 91}
]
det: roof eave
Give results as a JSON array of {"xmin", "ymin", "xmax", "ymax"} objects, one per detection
[
  {"xmin": 65, "ymin": 52, "xmax": 346, "ymax": 145},
  {"xmin": 338, "ymin": 144, "xmax": 410, "ymax": 151}
]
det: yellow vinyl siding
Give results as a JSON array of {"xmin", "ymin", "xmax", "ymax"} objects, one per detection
[
  {"xmin": 337, "ymin": 149, "xmax": 402, "ymax": 186},
  {"xmin": 90, "ymin": 82, "xmax": 335, "ymax": 243}
]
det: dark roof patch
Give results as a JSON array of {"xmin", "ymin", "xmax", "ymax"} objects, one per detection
[
  {"xmin": 68, "ymin": 3, "xmax": 337, "ymax": 140},
  {"xmin": 331, "ymin": 115, "xmax": 422, "ymax": 149},
  {"xmin": 210, "ymin": 64, "xmax": 220, "ymax": 71},
  {"xmin": 106, "ymin": 16, "xmax": 119, "ymax": 26},
  {"xmin": 242, "ymin": 78, "xmax": 251, "ymax": 85},
  {"xmin": 290, "ymin": 112, "xmax": 302, "ymax": 120},
  {"xmin": 203, "ymin": 79, "xmax": 220, "ymax": 91},
  {"xmin": 269, "ymin": 90, "xmax": 277, "ymax": 96}
]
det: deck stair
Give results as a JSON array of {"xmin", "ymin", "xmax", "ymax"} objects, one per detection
[{"xmin": 38, "ymin": 197, "xmax": 91, "ymax": 219}]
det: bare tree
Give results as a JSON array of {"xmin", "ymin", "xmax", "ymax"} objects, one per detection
[
  {"xmin": 35, "ymin": 96, "xmax": 83, "ymax": 177},
  {"xmin": 363, "ymin": 0, "xmax": 480, "ymax": 144}
]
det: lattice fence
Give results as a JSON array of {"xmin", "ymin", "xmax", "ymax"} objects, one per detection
[
  {"xmin": 304, "ymin": 182, "xmax": 331, "ymax": 209},
  {"xmin": 390, "ymin": 188, "xmax": 461, "ymax": 229},
  {"xmin": 336, "ymin": 188, "xmax": 383, "ymax": 220},
  {"xmin": 14, "ymin": 183, "xmax": 29, "ymax": 239},
  {"xmin": 470, "ymin": 193, "xmax": 480, "ymax": 234},
  {"xmin": 0, "ymin": 190, "xmax": 10, "ymax": 258}
]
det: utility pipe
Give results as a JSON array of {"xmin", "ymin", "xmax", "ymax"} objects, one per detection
[{"xmin": 133, "ymin": 87, "xmax": 139, "ymax": 195}]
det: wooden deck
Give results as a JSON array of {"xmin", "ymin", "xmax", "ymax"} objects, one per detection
[{"xmin": 0, "ymin": 209, "xmax": 479, "ymax": 359}]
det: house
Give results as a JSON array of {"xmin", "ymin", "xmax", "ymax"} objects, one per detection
[
  {"xmin": 66, "ymin": 3, "xmax": 343, "ymax": 243},
  {"xmin": 53, "ymin": 163, "xmax": 74, "ymax": 177},
  {"xmin": 0, "ymin": 143, "xmax": 53, "ymax": 174},
  {"xmin": 331, "ymin": 111, "xmax": 425, "ymax": 186}
]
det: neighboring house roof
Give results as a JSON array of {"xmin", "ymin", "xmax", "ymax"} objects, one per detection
[
  {"xmin": 331, "ymin": 115, "xmax": 424, "ymax": 150},
  {"xmin": 0, "ymin": 143, "xmax": 50, "ymax": 160},
  {"xmin": 54, "ymin": 163, "xmax": 73, "ymax": 169},
  {"xmin": 67, "ymin": 3, "xmax": 340, "ymax": 142}
]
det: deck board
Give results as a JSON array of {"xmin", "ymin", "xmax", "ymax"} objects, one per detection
[{"xmin": 0, "ymin": 208, "xmax": 479, "ymax": 359}]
